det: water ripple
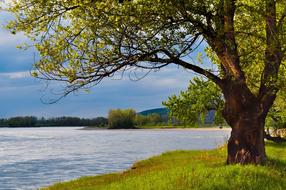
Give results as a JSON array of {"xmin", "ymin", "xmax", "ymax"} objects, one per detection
[{"xmin": 0, "ymin": 127, "xmax": 230, "ymax": 189}]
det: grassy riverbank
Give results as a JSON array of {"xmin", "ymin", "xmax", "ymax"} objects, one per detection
[
  {"xmin": 44, "ymin": 142, "xmax": 286, "ymax": 190},
  {"xmin": 137, "ymin": 125, "xmax": 228, "ymax": 129},
  {"xmin": 84, "ymin": 124, "xmax": 229, "ymax": 130}
]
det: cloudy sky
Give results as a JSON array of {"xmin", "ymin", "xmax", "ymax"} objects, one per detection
[{"xmin": 0, "ymin": 6, "xmax": 212, "ymax": 118}]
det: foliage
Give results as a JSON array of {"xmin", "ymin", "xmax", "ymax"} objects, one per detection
[
  {"xmin": 44, "ymin": 142, "xmax": 286, "ymax": 190},
  {"xmin": 0, "ymin": 116, "xmax": 108, "ymax": 127},
  {"xmin": 5, "ymin": 0, "xmax": 284, "ymax": 97},
  {"xmin": 108, "ymin": 109, "xmax": 136, "ymax": 129},
  {"xmin": 135, "ymin": 113, "xmax": 166, "ymax": 126},
  {"xmin": 5, "ymin": 0, "xmax": 286, "ymax": 109},
  {"xmin": 5, "ymin": 0, "xmax": 286, "ymax": 118},
  {"xmin": 89, "ymin": 117, "xmax": 109, "ymax": 127},
  {"xmin": 6, "ymin": 116, "xmax": 37, "ymax": 127},
  {"xmin": 135, "ymin": 114, "xmax": 149, "ymax": 126},
  {"xmin": 266, "ymin": 90, "xmax": 286, "ymax": 130},
  {"xmin": 163, "ymin": 77, "xmax": 224, "ymax": 126},
  {"xmin": 148, "ymin": 113, "xmax": 162, "ymax": 124}
]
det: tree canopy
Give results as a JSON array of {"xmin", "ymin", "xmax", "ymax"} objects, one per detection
[
  {"xmin": 163, "ymin": 77, "xmax": 224, "ymax": 126},
  {"xmin": 6, "ymin": 1, "xmax": 286, "ymax": 93}
]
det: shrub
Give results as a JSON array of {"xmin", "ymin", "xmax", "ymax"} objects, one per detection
[
  {"xmin": 135, "ymin": 114, "xmax": 149, "ymax": 126},
  {"xmin": 108, "ymin": 109, "xmax": 136, "ymax": 129}
]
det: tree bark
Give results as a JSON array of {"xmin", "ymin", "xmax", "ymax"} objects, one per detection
[
  {"xmin": 222, "ymin": 80, "xmax": 267, "ymax": 164},
  {"xmin": 227, "ymin": 117, "xmax": 266, "ymax": 164}
]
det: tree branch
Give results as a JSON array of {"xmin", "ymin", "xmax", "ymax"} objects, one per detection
[
  {"xmin": 259, "ymin": 0, "xmax": 282, "ymax": 110},
  {"xmin": 204, "ymin": 0, "xmax": 245, "ymax": 81}
]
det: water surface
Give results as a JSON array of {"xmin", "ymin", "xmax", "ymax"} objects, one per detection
[{"xmin": 0, "ymin": 127, "xmax": 230, "ymax": 190}]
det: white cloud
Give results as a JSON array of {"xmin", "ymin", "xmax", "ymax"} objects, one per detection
[
  {"xmin": 0, "ymin": 10, "xmax": 29, "ymax": 47},
  {"xmin": 0, "ymin": 29, "xmax": 27, "ymax": 47},
  {"xmin": 0, "ymin": 71, "xmax": 30, "ymax": 79}
]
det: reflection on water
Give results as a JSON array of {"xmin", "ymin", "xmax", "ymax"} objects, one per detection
[{"xmin": 0, "ymin": 127, "xmax": 230, "ymax": 190}]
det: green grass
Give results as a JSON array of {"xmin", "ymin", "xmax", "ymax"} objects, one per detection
[
  {"xmin": 43, "ymin": 142, "xmax": 286, "ymax": 190},
  {"xmin": 137, "ymin": 124, "xmax": 228, "ymax": 129}
]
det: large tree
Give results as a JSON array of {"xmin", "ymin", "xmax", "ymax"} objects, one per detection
[{"xmin": 6, "ymin": 0, "xmax": 286, "ymax": 164}]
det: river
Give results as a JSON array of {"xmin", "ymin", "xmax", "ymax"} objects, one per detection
[{"xmin": 0, "ymin": 127, "xmax": 230, "ymax": 190}]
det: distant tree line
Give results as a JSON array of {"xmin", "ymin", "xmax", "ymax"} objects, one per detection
[
  {"xmin": 0, "ymin": 116, "xmax": 108, "ymax": 127},
  {"xmin": 108, "ymin": 109, "xmax": 168, "ymax": 129},
  {"xmin": 0, "ymin": 109, "xmax": 168, "ymax": 129}
]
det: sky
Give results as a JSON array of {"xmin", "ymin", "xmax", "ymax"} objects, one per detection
[{"xmin": 0, "ymin": 6, "xmax": 211, "ymax": 118}]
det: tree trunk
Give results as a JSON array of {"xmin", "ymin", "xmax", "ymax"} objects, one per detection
[
  {"xmin": 226, "ymin": 116, "xmax": 266, "ymax": 164},
  {"xmin": 222, "ymin": 80, "xmax": 267, "ymax": 164}
]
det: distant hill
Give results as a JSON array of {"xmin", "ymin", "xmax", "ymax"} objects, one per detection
[
  {"xmin": 139, "ymin": 108, "xmax": 215, "ymax": 124},
  {"xmin": 139, "ymin": 108, "xmax": 169, "ymax": 116}
]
